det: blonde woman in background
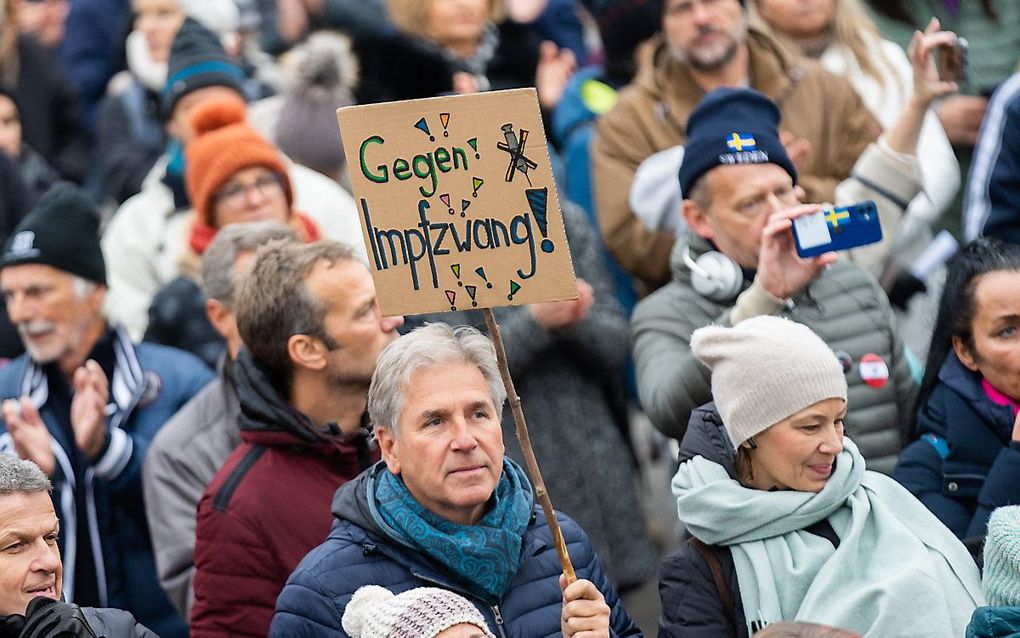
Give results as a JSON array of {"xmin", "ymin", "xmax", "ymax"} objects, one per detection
[{"xmin": 749, "ymin": 0, "xmax": 958, "ymax": 258}]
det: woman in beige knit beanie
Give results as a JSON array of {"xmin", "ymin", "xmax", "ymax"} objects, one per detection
[{"xmin": 659, "ymin": 315, "xmax": 983, "ymax": 637}]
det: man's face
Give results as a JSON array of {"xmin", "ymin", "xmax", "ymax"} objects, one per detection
[
  {"xmin": 167, "ymin": 86, "xmax": 244, "ymax": 145},
  {"xmin": 303, "ymin": 259, "xmax": 404, "ymax": 388},
  {"xmin": 685, "ymin": 163, "xmax": 801, "ymax": 268},
  {"xmin": 663, "ymin": 0, "xmax": 747, "ymax": 71},
  {"xmin": 378, "ymin": 361, "xmax": 505, "ymax": 525},
  {"xmin": 0, "ymin": 94, "xmax": 22, "ymax": 158},
  {"xmin": 0, "ymin": 491, "xmax": 62, "ymax": 616},
  {"xmin": 1, "ymin": 264, "xmax": 105, "ymax": 369}
]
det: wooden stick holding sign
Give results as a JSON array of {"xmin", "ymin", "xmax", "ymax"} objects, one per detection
[
  {"xmin": 337, "ymin": 89, "xmax": 579, "ymax": 582},
  {"xmin": 482, "ymin": 308, "xmax": 576, "ymax": 584}
]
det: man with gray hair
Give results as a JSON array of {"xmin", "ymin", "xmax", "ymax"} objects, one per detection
[
  {"xmin": 272, "ymin": 323, "xmax": 639, "ymax": 637},
  {"xmin": 190, "ymin": 239, "xmax": 403, "ymax": 637},
  {"xmin": 0, "ymin": 187, "xmax": 212, "ymax": 638},
  {"xmin": 0, "ymin": 453, "xmax": 157, "ymax": 636},
  {"xmin": 142, "ymin": 221, "xmax": 299, "ymax": 619}
]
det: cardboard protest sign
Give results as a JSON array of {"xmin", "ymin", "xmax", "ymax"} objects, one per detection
[{"xmin": 337, "ymin": 88, "xmax": 577, "ymax": 316}]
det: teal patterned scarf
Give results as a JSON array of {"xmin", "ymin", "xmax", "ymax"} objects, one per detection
[{"xmin": 371, "ymin": 458, "xmax": 533, "ymax": 604}]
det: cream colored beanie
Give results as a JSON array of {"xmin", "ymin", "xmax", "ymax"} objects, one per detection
[
  {"xmin": 691, "ymin": 315, "xmax": 847, "ymax": 448},
  {"xmin": 341, "ymin": 586, "xmax": 496, "ymax": 638}
]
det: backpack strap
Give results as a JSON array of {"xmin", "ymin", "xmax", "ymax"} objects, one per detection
[{"xmin": 689, "ymin": 536, "xmax": 737, "ymax": 629}]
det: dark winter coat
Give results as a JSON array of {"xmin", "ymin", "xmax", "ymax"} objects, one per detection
[
  {"xmin": 189, "ymin": 348, "xmax": 378, "ymax": 638},
  {"xmin": 270, "ymin": 463, "xmax": 641, "ymax": 637},
  {"xmin": 355, "ymin": 21, "xmax": 541, "ymax": 104},
  {"xmin": 658, "ymin": 404, "xmax": 841, "ymax": 638},
  {"xmin": 144, "ymin": 276, "xmax": 224, "ymax": 369},
  {"xmin": 0, "ymin": 327, "xmax": 213, "ymax": 638},
  {"xmin": 11, "ymin": 36, "xmax": 89, "ymax": 183},
  {"xmin": 96, "ymin": 82, "xmax": 165, "ymax": 204},
  {"xmin": 967, "ymin": 606, "xmax": 1020, "ymax": 638},
  {"xmin": 894, "ymin": 352, "xmax": 1020, "ymax": 540}
]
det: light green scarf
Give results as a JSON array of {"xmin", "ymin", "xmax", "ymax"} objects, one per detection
[{"xmin": 673, "ymin": 437, "xmax": 985, "ymax": 636}]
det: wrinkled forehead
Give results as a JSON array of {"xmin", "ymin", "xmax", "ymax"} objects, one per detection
[
  {"xmin": 0, "ymin": 492, "xmax": 58, "ymax": 537},
  {"xmin": 0, "ymin": 263, "xmax": 75, "ymax": 292},
  {"xmin": 704, "ymin": 162, "xmax": 793, "ymax": 201}
]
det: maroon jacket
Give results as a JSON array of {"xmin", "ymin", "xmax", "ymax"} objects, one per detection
[{"xmin": 189, "ymin": 349, "xmax": 377, "ymax": 637}]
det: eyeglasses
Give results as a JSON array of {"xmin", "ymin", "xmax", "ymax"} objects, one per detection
[{"xmin": 214, "ymin": 172, "xmax": 285, "ymax": 209}]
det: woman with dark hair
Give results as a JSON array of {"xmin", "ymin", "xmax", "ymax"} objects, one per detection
[{"xmin": 893, "ymin": 238, "xmax": 1020, "ymax": 541}]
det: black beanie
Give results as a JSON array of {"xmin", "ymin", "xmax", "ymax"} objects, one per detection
[
  {"xmin": 0, "ymin": 186, "xmax": 107, "ymax": 285},
  {"xmin": 677, "ymin": 87, "xmax": 797, "ymax": 196},
  {"xmin": 162, "ymin": 17, "xmax": 246, "ymax": 117}
]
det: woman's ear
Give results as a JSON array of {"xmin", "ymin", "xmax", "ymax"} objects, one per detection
[{"xmin": 952, "ymin": 335, "xmax": 980, "ymax": 372}]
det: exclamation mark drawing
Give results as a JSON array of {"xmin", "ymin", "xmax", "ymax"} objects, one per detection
[
  {"xmin": 460, "ymin": 199, "xmax": 470, "ymax": 217},
  {"xmin": 440, "ymin": 193, "xmax": 453, "ymax": 215},
  {"xmin": 451, "ymin": 264, "xmax": 463, "ymax": 287},
  {"xmin": 472, "ymin": 177, "xmax": 484, "ymax": 197},
  {"xmin": 465, "ymin": 285, "xmax": 478, "ymax": 307},
  {"xmin": 525, "ymin": 187, "xmax": 554, "ymax": 253},
  {"xmin": 445, "ymin": 290, "xmax": 457, "ymax": 311},
  {"xmin": 467, "ymin": 138, "xmax": 480, "ymax": 159},
  {"xmin": 475, "ymin": 267, "xmax": 493, "ymax": 289},
  {"xmin": 439, "ymin": 113, "xmax": 450, "ymax": 137},
  {"xmin": 414, "ymin": 117, "xmax": 434, "ymax": 141},
  {"xmin": 508, "ymin": 280, "xmax": 521, "ymax": 301}
]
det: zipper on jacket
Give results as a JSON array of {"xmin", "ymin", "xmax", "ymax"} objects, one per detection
[{"xmin": 490, "ymin": 604, "xmax": 507, "ymax": 638}]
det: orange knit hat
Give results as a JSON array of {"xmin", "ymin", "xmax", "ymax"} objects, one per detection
[{"xmin": 185, "ymin": 98, "xmax": 294, "ymax": 226}]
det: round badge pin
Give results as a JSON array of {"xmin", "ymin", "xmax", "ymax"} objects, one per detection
[
  {"xmin": 834, "ymin": 351, "xmax": 853, "ymax": 374},
  {"xmin": 859, "ymin": 353, "xmax": 889, "ymax": 389}
]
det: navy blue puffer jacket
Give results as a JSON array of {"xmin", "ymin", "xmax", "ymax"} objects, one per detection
[
  {"xmin": 270, "ymin": 462, "xmax": 641, "ymax": 637},
  {"xmin": 894, "ymin": 352, "xmax": 1020, "ymax": 540}
]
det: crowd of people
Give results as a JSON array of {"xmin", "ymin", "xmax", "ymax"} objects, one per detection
[{"xmin": 1, "ymin": 0, "xmax": 1020, "ymax": 635}]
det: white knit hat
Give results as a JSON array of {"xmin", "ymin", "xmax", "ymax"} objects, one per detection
[
  {"xmin": 341, "ymin": 586, "xmax": 497, "ymax": 638},
  {"xmin": 691, "ymin": 316, "xmax": 847, "ymax": 448},
  {"xmin": 983, "ymin": 505, "xmax": 1020, "ymax": 606}
]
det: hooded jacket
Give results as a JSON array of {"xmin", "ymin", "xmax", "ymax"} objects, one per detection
[
  {"xmin": 189, "ymin": 349, "xmax": 377, "ymax": 637},
  {"xmin": 592, "ymin": 28, "xmax": 879, "ymax": 290},
  {"xmin": 270, "ymin": 463, "xmax": 640, "ymax": 637},
  {"xmin": 894, "ymin": 352, "xmax": 1020, "ymax": 540}
]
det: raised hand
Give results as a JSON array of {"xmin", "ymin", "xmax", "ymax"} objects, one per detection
[
  {"xmin": 3, "ymin": 398, "xmax": 55, "ymax": 477},
  {"xmin": 756, "ymin": 204, "xmax": 838, "ymax": 300},
  {"xmin": 70, "ymin": 360, "xmax": 109, "ymax": 461}
]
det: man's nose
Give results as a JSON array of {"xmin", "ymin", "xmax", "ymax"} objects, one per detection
[
  {"xmin": 449, "ymin": 418, "xmax": 478, "ymax": 450},
  {"xmin": 31, "ymin": 541, "xmax": 60, "ymax": 574},
  {"xmin": 381, "ymin": 314, "xmax": 404, "ymax": 333},
  {"xmin": 6, "ymin": 294, "xmax": 30, "ymax": 324}
]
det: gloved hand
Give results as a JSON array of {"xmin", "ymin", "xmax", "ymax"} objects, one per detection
[
  {"xmin": 888, "ymin": 270, "xmax": 927, "ymax": 311},
  {"xmin": 19, "ymin": 597, "xmax": 97, "ymax": 638},
  {"xmin": 0, "ymin": 613, "xmax": 27, "ymax": 638}
]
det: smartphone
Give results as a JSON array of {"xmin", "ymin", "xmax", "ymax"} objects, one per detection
[
  {"xmin": 792, "ymin": 201, "xmax": 883, "ymax": 259},
  {"xmin": 936, "ymin": 37, "xmax": 969, "ymax": 85}
]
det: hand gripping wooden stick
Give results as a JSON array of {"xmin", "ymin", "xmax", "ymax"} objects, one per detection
[{"xmin": 483, "ymin": 308, "xmax": 576, "ymax": 583}]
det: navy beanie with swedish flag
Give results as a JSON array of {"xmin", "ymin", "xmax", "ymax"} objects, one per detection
[
  {"xmin": 0, "ymin": 186, "xmax": 107, "ymax": 286},
  {"xmin": 677, "ymin": 87, "xmax": 797, "ymax": 196}
]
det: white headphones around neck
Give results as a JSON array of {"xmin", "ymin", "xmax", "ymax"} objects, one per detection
[{"xmin": 682, "ymin": 245, "xmax": 743, "ymax": 304}]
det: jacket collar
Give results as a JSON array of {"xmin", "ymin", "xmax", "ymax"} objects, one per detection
[
  {"xmin": 20, "ymin": 325, "xmax": 146, "ymax": 427},
  {"xmin": 639, "ymin": 28, "xmax": 804, "ymax": 137},
  {"xmin": 938, "ymin": 351, "xmax": 1016, "ymax": 430}
]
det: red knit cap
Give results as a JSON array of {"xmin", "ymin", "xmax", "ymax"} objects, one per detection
[{"xmin": 185, "ymin": 98, "xmax": 294, "ymax": 226}]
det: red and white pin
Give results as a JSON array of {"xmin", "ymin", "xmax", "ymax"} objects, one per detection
[{"xmin": 859, "ymin": 353, "xmax": 889, "ymax": 389}]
